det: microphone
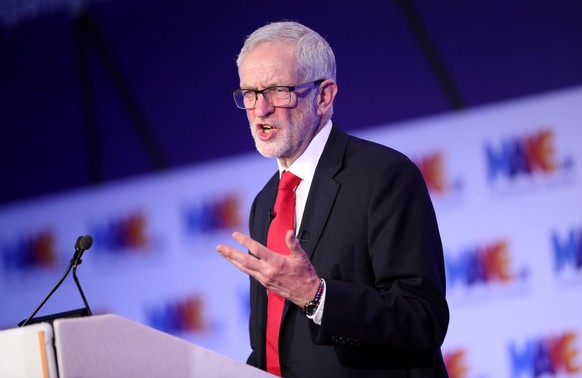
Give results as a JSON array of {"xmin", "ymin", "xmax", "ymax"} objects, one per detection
[
  {"xmin": 72, "ymin": 235, "xmax": 93, "ymax": 317},
  {"xmin": 268, "ymin": 208, "xmax": 276, "ymax": 222},
  {"xmin": 19, "ymin": 235, "xmax": 94, "ymax": 327},
  {"xmin": 72, "ymin": 235, "xmax": 93, "ymax": 267}
]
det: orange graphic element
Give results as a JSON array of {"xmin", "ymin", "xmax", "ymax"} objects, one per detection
[
  {"xmin": 126, "ymin": 212, "xmax": 148, "ymax": 250},
  {"xmin": 482, "ymin": 240, "xmax": 513, "ymax": 282},
  {"xmin": 38, "ymin": 331, "xmax": 49, "ymax": 378},
  {"xmin": 525, "ymin": 128, "xmax": 556, "ymax": 173},
  {"xmin": 33, "ymin": 231, "xmax": 57, "ymax": 267},
  {"xmin": 217, "ymin": 194, "xmax": 241, "ymax": 229},
  {"xmin": 551, "ymin": 331, "xmax": 581, "ymax": 374},
  {"xmin": 417, "ymin": 152, "xmax": 447, "ymax": 194},
  {"xmin": 182, "ymin": 296, "xmax": 207, "ymax": 333},
  {"xmin": 444, "ymin": 349, "xmax": 468, "ymax": 378}
]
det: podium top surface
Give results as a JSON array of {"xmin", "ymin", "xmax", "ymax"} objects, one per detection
[
  {"xmin": 53, "ymin": 314, "xmax": 274, "ymax": 378},
  {"xmin": 0, "ymin": 314, "xmax": 273, "ymax": 378}
]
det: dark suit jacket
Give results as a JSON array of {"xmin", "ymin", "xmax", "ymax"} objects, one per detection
[{"xmin": 247, "ymin": 125, "xmax": 449, "ymax": 377}]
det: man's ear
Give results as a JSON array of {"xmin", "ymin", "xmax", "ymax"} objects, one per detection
[{"xmin": 316, "ymin": 79, "xmax": 338, "ymax": 116}]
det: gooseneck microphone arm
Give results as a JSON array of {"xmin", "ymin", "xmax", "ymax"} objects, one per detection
[{"xmin": 19, "ymin": 235, "xmax": 93, "ymax": 327}]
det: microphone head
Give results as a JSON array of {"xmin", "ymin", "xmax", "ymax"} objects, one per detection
[
  {"xmin": 78, "ymin": 235, "xmax": 93, "ymax": 250},
  {"xmin": 79, "ymin": 235, "xmax": 93, "ymax": 250},
  {"xmin": 74, "ymin": 236, "xmax": 83, "ymax": 249}
]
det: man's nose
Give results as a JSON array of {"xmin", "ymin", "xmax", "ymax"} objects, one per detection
[{"xmin": 253, "ymin": 93, "xmax": 274, "ymax": 117}]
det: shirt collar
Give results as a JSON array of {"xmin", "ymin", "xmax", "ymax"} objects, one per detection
[{"xmin": 277, "ymin": 119, "xmax": 333, "ymax": 182}]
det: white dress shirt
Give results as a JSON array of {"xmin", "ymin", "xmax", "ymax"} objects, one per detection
[{"xmin": 275, "ymin": 119, "xmax": 333, "ymax": 325}]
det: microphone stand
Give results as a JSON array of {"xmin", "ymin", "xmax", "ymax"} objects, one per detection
[
  {"xmin": 72, "ymin": 255, "xmax": 92, "ymax": 316},
  {"xmin": 19, "ymin": 259, "xmax": 76, "ymax": 327},
  {"xmin": 19, "ymin": 235, "xmax": 93, "ymax": 327}
]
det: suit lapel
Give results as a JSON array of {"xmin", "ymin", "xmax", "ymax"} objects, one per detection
[{"xmin": 297, "ymin": 125, "xmax": 348, "ymax": 259}]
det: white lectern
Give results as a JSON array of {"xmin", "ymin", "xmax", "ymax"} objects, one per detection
[{"xmin": 0, "ymin": 314, "xmax": 273, "ymax": 378}]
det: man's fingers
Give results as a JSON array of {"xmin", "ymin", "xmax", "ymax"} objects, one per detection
[
  {"xmin": 216, "ymin": 243, "xmax": 262, "ymax": 272},
  {"xmin": 232, "ymin": 231, "xmax": 271, "ymax": 260},
  {"xmin": 216, "ymin": 241, "xmax": 272, "ymax": 287}
]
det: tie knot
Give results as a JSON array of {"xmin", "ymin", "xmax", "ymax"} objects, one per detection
[{"xmin": 278, "ymin": 171, "xmax": 301, "ymax": 191}]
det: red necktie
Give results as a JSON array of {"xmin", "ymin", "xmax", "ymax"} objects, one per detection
[{"xmin": 265, "ymin": 170, "xmax": 301, "ymax": 376}]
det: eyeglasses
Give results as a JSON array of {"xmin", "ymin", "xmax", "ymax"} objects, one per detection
[{"xmin": 232, "ymin": 79, "xmax": 324, "ymax": 110}]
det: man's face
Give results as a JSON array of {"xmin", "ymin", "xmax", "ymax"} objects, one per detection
[{"xmin": 238, "ymin": 42, "xmax": 320, "ymax": 168}]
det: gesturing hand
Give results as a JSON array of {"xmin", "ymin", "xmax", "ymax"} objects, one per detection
[{"xmin": 216, "ymin": 230, "xmax": 320, "ymax": 307}]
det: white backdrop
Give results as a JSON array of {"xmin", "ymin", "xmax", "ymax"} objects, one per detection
[{"xmin": 1, "ymin": 86, "xmax": 581, "ymax": 377}]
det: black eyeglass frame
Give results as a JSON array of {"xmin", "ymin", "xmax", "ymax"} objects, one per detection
[{"xmin": 232, "ymin": 79, "xmax": 325, "ymax": 110}]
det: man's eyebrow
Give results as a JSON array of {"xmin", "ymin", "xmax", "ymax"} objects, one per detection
[{"xmin": 240, "ymin": 82, "xmax": 282, "ymax": 90}]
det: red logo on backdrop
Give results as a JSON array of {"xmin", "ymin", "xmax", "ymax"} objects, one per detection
[
  {"xmin": 89, "ymin": 211, "xmax": 151, "ymax": 255},
  {"xmin": 146, "ymin": 294, "xmax": 208, "ymax": 335},
  {"xmin": 444, "ymin": 348, "xmax": 468, "ymax": 378},
  {"xmin": 414, "ymin": 150, "xmax": 463, "ymax": 201},
  {"xmin": 447, "ymin": 239, "xmax": 527, "ymax": 289},
  {"xmin": 417, "ymin": 151, "xmax": 449, "ymax": 194},
  {"xmin": 1, "ymin": 229, "xmax": 58, "ymax": 272},
  {"xmin": 485, "ymin": 126, "xmax": 575, "ymax": 187},
  {"xmin": 509, "ymin": 330, "xmax": 581, "ymax": 377},
  {"xmin": 183, "ymin": 192, "xmax": 242, "ymax": 235}
]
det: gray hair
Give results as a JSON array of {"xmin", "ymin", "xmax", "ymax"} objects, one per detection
[{"xmin": 236, "ymin": 21, "xmax": 337, "ymax": 83}]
